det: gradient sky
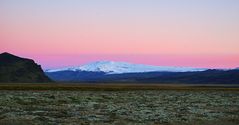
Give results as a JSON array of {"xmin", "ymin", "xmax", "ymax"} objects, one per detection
[{"xmin": 1, "ymin": 0, "xmax": 239, "ymax": 69}]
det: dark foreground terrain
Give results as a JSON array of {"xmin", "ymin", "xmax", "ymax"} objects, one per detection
[{"xmin": 0, "ymin": 84, "xmax": 239, "ymax": 125}]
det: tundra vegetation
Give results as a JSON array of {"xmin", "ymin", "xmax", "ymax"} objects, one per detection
[{"xmin": 0, "ymin": 84, "xmax": 238, "ymax": 125}]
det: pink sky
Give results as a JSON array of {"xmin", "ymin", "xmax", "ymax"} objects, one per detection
[{"xmin": 1, "ymin": 0, "xmax": 239, "ymax": 69}]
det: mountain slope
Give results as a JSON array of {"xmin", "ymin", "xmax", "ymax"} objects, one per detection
[
  {"xmin": 46, "ymin": 61, "xmax": 207, "ymax": 74},
  {"xmin": 0, "ymin": 52, "xmax": 52, "ymax": 83},
  {"xmin": 45, "ymin": 61, "xmax": 239, "ymax": 84},
  {"xmin": 46, "ymin": 69, "xmax": 239, "ymax": 84}
]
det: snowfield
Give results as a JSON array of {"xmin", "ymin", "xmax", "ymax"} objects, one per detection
[{"xmin": 45, "ymin": 61, "xmax": 207, "ymax": 74}]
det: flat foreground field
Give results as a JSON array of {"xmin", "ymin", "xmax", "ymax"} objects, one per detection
[
  {"xmin": 0, "ymin": 84, "xmax": 239, "ymax": 125},
  {"xmin": 0, "ymin": 83, "xmax": 239, "ymax": 91}
]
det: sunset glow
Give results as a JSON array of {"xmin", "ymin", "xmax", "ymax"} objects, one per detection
[{"xmin": 1, "ymin": 0, "xmax": 239, "ymax": 69}]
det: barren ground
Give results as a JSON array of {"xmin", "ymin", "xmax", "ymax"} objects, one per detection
[{"xmin": 0, "ymin": 84, "xmax": 238, "ymax": 125}]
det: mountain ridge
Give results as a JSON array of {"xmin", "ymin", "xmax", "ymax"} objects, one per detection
[
  {"xmin": 0, "ymin": 52, "xmax": 52, "ymax": 83},
  {"xmin": 45, "ymin": 69, "xmax": 239, "ymax": 84},
  {"xmin": 46, "ymin": 61, "xmax": 207, "ymax": 74},
  {"xmin": 45, "ymin": 61, "xmax": 239, "ymax": 84}
]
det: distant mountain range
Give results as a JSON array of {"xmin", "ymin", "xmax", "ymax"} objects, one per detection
[
  {"xmin": 45, "ymin": 61, "xmax": 239, "ymax": 84},
  {"xmin": 0, "ymin": 52, "xmax": 51, "ymax": 83},
  {"xmin": 45, "ymin": 61, "xmax": 207, "ymax": 74},
  {"xmin": 0, "ymin": 52, "xmax": 238, "ymax": 84}
]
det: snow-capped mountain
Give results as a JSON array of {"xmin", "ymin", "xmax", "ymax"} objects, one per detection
[
  {"xmin": 45, "ymin": 61, "xmax": 239, "ymax": 83},
  {"xmin": 45, "ymin": 61, "xmax": 207, "ymax": 74}
]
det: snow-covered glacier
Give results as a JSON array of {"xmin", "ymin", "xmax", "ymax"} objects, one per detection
[{"xmin": 45, "ymin": 61, "xmax": 207, "ymax": 74}]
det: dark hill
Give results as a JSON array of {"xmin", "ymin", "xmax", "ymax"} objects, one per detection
[
  {"xmin": 0, "ymin": 52, "xmax": 52, "ymax": 83},
  {"xmin": 46, "ymin": 69, "xmax": 239, "ymax": 84}
]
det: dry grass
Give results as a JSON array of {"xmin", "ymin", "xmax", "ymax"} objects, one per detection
[
  {"xmin": 0, "ymin": 89, "xmax": 239, "ymax": 124},
  {"xmin": 0, "ymin": 83, "xmax": 238, "ymax": 91}
]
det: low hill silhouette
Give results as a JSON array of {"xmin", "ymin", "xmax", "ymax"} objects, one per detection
[{"xmin": 0, "ymin": 52, "xmax": 52, "ymax": 83}]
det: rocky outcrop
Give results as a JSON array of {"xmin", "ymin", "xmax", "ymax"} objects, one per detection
[{"xmin": 0, "ymin": 52, "xmax": 52, "ymax": 83}]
